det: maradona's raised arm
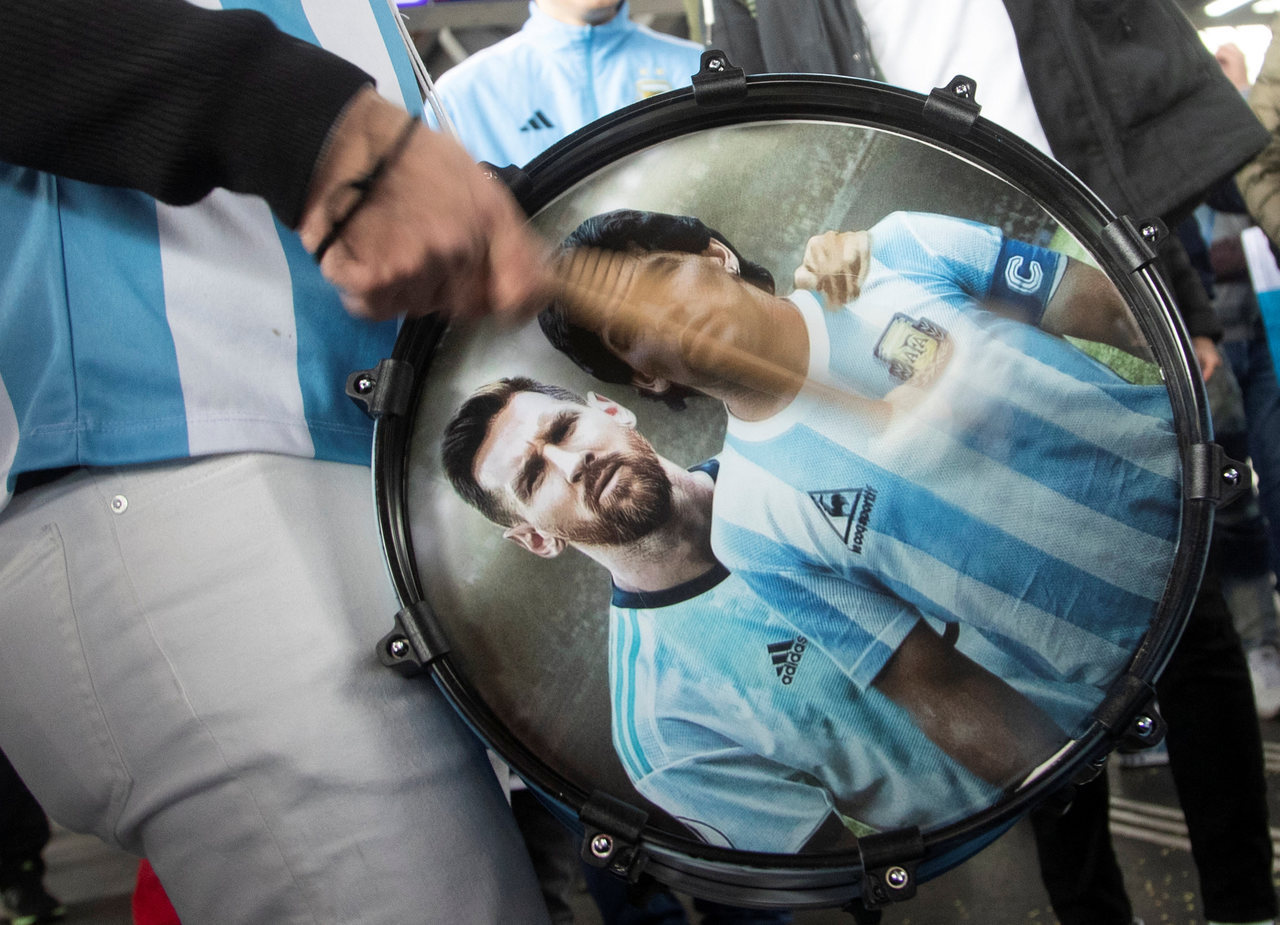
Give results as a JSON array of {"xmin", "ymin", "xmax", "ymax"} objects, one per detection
[{"xmin": 1036, "ymin": 258, "xmax": 1154, "ymax": 363}]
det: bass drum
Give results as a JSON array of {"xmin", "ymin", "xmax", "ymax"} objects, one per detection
[{"xmin": 355, "ymin": 62, "xmax": 1235, "ymax": 913}]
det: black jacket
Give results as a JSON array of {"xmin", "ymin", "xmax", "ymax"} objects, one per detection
[{"xmin": 705, "ymin": 0, "xmax": 1263, "ymax": 337}]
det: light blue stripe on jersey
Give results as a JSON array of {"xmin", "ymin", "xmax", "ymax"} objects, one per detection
[
  {"xmin": 611, "ymin": 609, "xmax": 655, "ymax": 779},
  {"xmin": 60, "ymin": 183, "xmax": 189, "ymax": 463},
  {"xmin": 953, "ymin": 339, "xmax": 1181, "ymax": 486},
  {"xmin": 724, "ymin": 424, "xmax": 1169, "ymax": 641},
  {"xmin": 942, "ymin": 388, "xmax": 1180, "ymax": 539},
  {"xmin": 271, "ymin": 219, "xmax": 397, "ymax": 462},
  {"xmin": 0, "ymin": 170, "xmax": 84, "ymax": 481}
]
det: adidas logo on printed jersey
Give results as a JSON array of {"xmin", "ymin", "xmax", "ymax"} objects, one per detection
[
  {"xmin": 519, "ymin": 110, "xmax": 556, "ymax": 132},
  {"xmin": 767, "ymin": 636, "xmax": 808, "ymax": 685},
  {"xmin": 809, "ymin": 486, "xmax": 878, "ymax": 554}
]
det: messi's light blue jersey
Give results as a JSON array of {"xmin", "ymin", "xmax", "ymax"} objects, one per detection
[
  {"xmin": 712, "ymin": 212, "xmax": 1182, "ymax": 699},
  {"xmin": 0, "ymin": 0, "xmax": 423, "ymax": 510},
  {"xmin": 432, "ymin": 1, "xmax": 704, "ymax": 168},
  {"xmin": 610, "ymin": 566, "xmax": 1010, "ymax": 854}
]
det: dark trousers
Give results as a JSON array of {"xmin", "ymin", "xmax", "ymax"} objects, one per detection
[
  {"xmin": 0, "ymin": 748, "xmax": 51, "ymax": 884},
  {"xmin": 1031, "ymin": 567, "xmax": 1277, "ymax": 924}
]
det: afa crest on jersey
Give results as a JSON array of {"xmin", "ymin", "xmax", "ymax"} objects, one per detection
[{"xmin": 873, "ymin": 313, "xmax": 951, "ymax": 385}]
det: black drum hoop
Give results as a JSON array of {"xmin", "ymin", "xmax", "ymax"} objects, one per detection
[{"xmin": 368, "ymin": 71, "xmax": 1214, "ymax": 909}]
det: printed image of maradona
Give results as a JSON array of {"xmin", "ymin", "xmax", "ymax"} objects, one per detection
[
  {"xmin": 439, "ymin": 377, "xmax": 1098, "ymax": 853},
  {"xmin": 540, "ymin": 209, "xmax": 1184, "ymax": 769}
]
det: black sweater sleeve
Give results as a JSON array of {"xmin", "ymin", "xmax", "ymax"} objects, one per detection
[{"xmin": 0, "ymin": 0, "xmax": 375, "ymax": 227}]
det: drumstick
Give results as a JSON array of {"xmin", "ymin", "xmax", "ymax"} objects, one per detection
[{"xmin": 550, "ymin": 246, "xmax": 900, "ymax": 424}]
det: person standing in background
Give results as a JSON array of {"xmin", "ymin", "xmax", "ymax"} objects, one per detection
[{"xmin": 433, "ymin": 0, "xmax": 705, "ymax": 168}]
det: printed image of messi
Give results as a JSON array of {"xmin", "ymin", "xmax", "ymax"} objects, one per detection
[
  {"xmin": 440, "ymin": 378, "xmax": 1101, "ymax": 852},
  {"xmin": 542, "ymin": 209, "xmax": 1181, "ymax": 720}
]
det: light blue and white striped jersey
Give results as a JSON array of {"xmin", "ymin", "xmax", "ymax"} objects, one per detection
[
  {"xmin": 609, "ymin": 567, "xmax": 1009, "ymax": 854},
  {"xmin": 0, "ymin": 0, "xmax": 423, "ymax": 510},
  {"xmin": 712, "ymin": 212, "xmax": 1182, "ymax": 698},
  {"xmin": 432, "ymin": 1, "xmax": 704, "ymax": 168}
]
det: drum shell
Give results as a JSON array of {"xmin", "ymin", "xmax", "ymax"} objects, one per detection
[{"xmin": 365, "ymin": 71, "xmax": 1212, "ymax": 909}]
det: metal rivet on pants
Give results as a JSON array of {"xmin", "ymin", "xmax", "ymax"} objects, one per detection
[
  {"xmin": 885, "ymin": 866, "xmax": 910, "ymax": 890},
  {"xmin": 110, "ymin": 495, "xmax": 128, "ymax": 514}
]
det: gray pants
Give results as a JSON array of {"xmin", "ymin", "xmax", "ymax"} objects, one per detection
[{"xmin": 0, "ymin": 454, "xmax": 548, "ymax": 924}]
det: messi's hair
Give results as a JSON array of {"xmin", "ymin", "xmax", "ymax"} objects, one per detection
[
  {"xmin": 441, "ymin": 376, "xmax": 586, "ymax": 526},
  {"xmin": 538, "ymin": 210, "xmax": 775, "ymax": 406}
]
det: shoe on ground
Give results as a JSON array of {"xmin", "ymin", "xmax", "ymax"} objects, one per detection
[
  {"xmin": 1247, "ymin": 644, "xmax": 1280, "ymax": 721},
  {"xmin": 0, "ymin": 861, "xmax": 66, "ymax": 925},
  {"xmin": 1117, "ymin": 738, "xmax": 1170, "ymax": 769}
]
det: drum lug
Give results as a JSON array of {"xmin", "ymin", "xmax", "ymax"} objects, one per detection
[
  {"xmin": 1185, "ymin": 443, "xmax": 1251, "ymax": 507},
  {"xmin": 478, "ymin": 161, "xmax": 533, "ymax": 203},
  {"xmin": 854, "ymin": 827, "xmax": 924, "ymax": 911},
  {"xmin": 692, "ymin": 50, "xmax": 747, "ymax": 106},
  {"xmin": 345, "ymin": 358, "xmax": 415, "ymax": 420},
  {"xmin": 1095, "ymin": 671, "xmax": 1167, "ymax": 753},
  {"xmin": 1101, "ymin": 215, "xmax": 1164, "ymax": 272},
  {"xmin": 376, "ymin": 600, "xmax": 452, "ymax": 677},
  {"xmin": 922, "ymin": 75, "xmax": 982, "ymax": 135},
  {"xmin": 1118, "ymin": 708, "xmax": 1167, "ymax": 753},
  {"xmin": 578, "ymin": 790, "xmax": 650, "ymax": 882}
]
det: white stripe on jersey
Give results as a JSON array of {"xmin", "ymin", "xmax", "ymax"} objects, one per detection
[
  {"xmin": 304, "ymin": 0, "xmax": 409, "ymax": 109},
  {"xmin": 157, "ymin": 192, "xmax": 315, "ymax": 458}
]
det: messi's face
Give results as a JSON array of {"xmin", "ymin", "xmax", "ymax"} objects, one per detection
[{"xmin": 474, "ymin": 391, "xmax": 672, "ymax": 548}]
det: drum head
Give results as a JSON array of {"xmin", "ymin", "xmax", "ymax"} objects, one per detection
[{"xmin": 367, "ymin": 72, "xmax": 1212, "ymax": 910}]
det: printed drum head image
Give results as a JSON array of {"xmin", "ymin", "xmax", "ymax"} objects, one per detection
[{"xmin": 402, "ymin": 120, "xmax": 1185, "ymax": 858}]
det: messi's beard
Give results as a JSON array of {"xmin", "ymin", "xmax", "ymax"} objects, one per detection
[{"xmin": 570, "ymin": 432, "xmax": 673, "ymax": 546}]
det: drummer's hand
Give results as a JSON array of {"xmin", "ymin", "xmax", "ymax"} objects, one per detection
[
  {"xmin": 793, "ymin": 231, "xmax": 871, "ymax": 307},
  {"xmin": 1192, "ymin": 336, "xmax": 1221, "ymax": 382},
  {"xmin": 298, "ymin": 87, "xmax": 552, "ymax": 323}
]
